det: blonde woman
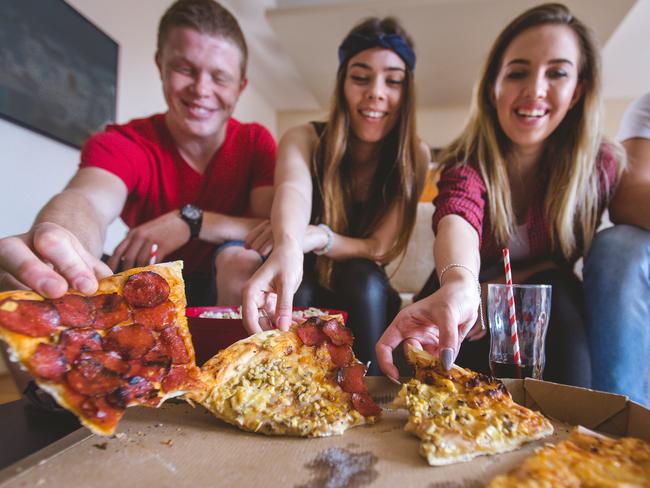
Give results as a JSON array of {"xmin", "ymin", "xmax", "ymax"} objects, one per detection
[
  {"xmin": 377, "ymin": 3, "xmax": 624, "ymax": 387},
  {"xmin": 242, "ymin": 17, "xmax": 429, "ymax": 374}
]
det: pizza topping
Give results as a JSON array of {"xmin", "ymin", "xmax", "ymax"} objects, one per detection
[
  {"xmin": 337, "ymin": 363, "xmax": 368, "ymax": 394},
  {"xmin": 296, "ymin": 317, "xmax": 328, "ymax": 346},
  {"xmin": 128, "ymin": 359, "xmax": 168, "ymax": 383},
  {"xmin": 29, "ymin": 343, "xmax": 67, "ymax": 381},
  {"xmin": 322, "ymin": 318, "xmax": 353, "ymax": 346},
  {"xmin": 59, "ymin": 328, "xmax": 103, "ymax": 363},
  {"xmin": 79, "ymin": 396, "xmax": 124, "ymax": 427},
  {"xmin": 104, "ymin": 324, "xmax": 156, "ymax": 360},
  {"xmin": 66, "ymin": 351, "xmax": 129, "ymax": 396},
  {"xmin": 160, "ymin": 327, "xmax": 190, "ymax": 364},
  {"xmin": 133, "ymin": 300, "xmax": 176, "ymax": 330},
  {"xmin": 51, "ymin": 295, "xmax": 95, "ymax": 328},
  {"xmin": 161, "ymin": 365, "xmax": 200, "ymax": 393},
  {"xmin": 107, "ymin": 376, "xmax": 159, "ymax": 409},
  {"xmin": 327, "ymin": 343, "xmax": 353, "ymax": 367},
  {"xmin": 122, "ymin": 271, "xmax": 170, "ymax": 308},
  {"xmin": 351, "ymin": 392, "xmax": 381, "ymax": 417},
  {"xmin": 0, "ymin": 299, "xmax": 60, "ymax": 337},
  {"xmin": 90, "ymin": 294, "xmax": 130, "ymax": 329}
]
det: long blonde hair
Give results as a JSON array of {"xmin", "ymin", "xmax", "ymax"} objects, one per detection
[
  {"xmin": 439, "ymin": 2, "xmax": 624, "ymax": 259},
  {"xmin": 314, "ymin": 17, "xmax": 421, "ymax": 287}
]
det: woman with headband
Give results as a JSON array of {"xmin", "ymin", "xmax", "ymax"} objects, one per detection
[{"xmin": 242, "ymin": 17, "xmax": 430, "ymax": 374}]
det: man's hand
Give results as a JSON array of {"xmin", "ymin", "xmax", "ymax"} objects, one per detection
[
  {"xmin": 0, "ymin": 222, "xmax": 112, "ymax": 297},
  {"xmin": 108, "ymin": 210, "xmax": 191, "ymax": 271},
  {"xmin": 245, "ymin": 220, "xmax": 274, "ymax": 257}
]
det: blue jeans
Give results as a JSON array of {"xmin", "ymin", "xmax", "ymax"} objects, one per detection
[{"xmin": 584, "ymin": 225, "xmax": 650, "ymax": 406}]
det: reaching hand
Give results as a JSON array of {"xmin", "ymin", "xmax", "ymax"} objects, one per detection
[
  {"xmin": 107, "ymin": 211, "xmax": 190, "ymax": 271},
  {"xmin": 244, "ymin": 220, "xmax": 274, "ymax": 257},
  {"xmin": 376, "ymin": 279, "xmax": 479, "ymax": 381},
  {"xmin": 0, "ymin": 222, "xmax": 112, "ymax": 297},
  {"xmin": 242, "ymin": 240, "xmax": 304, "ymax": 335}
]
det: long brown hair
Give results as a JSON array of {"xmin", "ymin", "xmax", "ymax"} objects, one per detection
[
  {"xmin": 314, "ymin": 17, "xmax": 421, "ymax": 287},
  {"xmin": 439, "ymin": 3, "xmax": 624, "ymax": 258}
]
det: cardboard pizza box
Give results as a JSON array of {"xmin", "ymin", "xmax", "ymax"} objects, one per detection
[{"xmin": 0, "ymin": 378, "xmax": 648, "ymax": 487}]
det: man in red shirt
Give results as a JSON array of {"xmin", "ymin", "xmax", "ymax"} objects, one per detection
[{"xmin": 0, "ymin": 0, "xmax": 275, "ymax": 307}]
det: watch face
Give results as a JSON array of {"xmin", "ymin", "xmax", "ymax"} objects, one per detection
[{"xmin": 182, "ymin": 205, "xmax": 201, "ymax": 220}]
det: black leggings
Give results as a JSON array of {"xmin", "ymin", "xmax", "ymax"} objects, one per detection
[
  {"xmin": 416, "ymin": 267, "xmax": 591, "ymax": 388},
  {"xmin": 294, "ymin": 257, "xmax": 401, "ymax": 375}
]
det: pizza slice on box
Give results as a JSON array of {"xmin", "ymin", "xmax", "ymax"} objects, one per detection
[
  {"xmin": 0, "ymin": 261, "xmax": 202, "ymax": 436},
  {"xmin": 191, "ymin": 315, "xmax": 381, "ymax": 437},
  {"xmin": 393, "ymin": 348, "xmax": 553, "ymax": 465},
  {"xmin": 488, "ymin": 428, "xmax": 650, "ymax": 486}
]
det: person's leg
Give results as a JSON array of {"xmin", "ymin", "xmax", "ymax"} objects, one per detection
[
  {"xmin": 332, "ymin": 259, "xmax": 401, "ymax": 375},
  {"xmin": 213, "ymin": 241, "xmax": 263, "ymax": 306},
  {"xmin": 526, "ymin": 268, "xmax": 591, "ymax": 388},
  {"xmin": 584, "ymin": 225, "xmax": 650, "ymax": 406}
]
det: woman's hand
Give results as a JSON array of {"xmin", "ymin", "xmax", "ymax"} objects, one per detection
[
  {"xmin": 376, "ymin": 277, "xmax": 480, "ymax": 381},
  {"xmin": 303, "ymin": 225, "xmax": 329, "ymax": 254},
  {"xmin": 242, "ymin": 239, "xmax": 304, "ymax": 335}
]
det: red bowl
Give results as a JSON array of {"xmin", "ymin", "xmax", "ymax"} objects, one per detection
[{"xmin": 186, "ymin": 306, "xmax": 347, "ymax": 365}]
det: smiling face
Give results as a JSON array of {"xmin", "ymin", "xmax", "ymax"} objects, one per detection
[
  {"xmin": 492, "ymin": 24, "xmax": 582, "ymax": 154},
  {"xmin": 343, "ymin": 47, "xmax": 406, "ymax": 144},
  {"xmin": 156, "ymin": 27, "xmax": 246, "ymax": 143}
]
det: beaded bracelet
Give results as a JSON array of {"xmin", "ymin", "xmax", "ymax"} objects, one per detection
[
  {"xmin": 314, "ymin": 223, "xmax": 334, "ymax": 256},
  {"xmin": 438, "ymin": 263, "xmax": 485, "ymax": 330}
]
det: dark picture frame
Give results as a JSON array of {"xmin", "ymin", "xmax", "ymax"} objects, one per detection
[{"xmin": 0, "ymin": 0, "xmax": 118, "ymax": 148}]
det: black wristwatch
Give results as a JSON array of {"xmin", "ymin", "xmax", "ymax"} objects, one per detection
[{"xmin": 180, "ymin": 204, "xmax": 203, "ymax": 240}]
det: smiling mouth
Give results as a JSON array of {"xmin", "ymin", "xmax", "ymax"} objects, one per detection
[
  {"xmin": 514, "ymin": 108, "xmax": 548, "ymax": 119},
  {"xmin": 183, "ymin": 101, "xmax": 217, "ymax": 117},
  {"xmin": 359, "ymin": 109, "xmax": 388, "ymax": 119}
]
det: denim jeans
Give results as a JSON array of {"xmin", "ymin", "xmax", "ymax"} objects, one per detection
[{"xmin": 584, "ymin": 225, "xmax": 650, "ymax": 406}]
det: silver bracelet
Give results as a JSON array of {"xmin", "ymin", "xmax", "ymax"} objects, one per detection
[
  {"xmin": 314, "ymin": 223, "xmax": 333, "ymax": 256},
  {"xmin": 438, "ymin": 263, "xmax": 485, "ymax": 331}
]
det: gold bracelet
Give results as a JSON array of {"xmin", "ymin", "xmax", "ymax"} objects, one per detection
[{"xmin": 438, "ymin": 263, "xmax": 485, "ymax": 331}]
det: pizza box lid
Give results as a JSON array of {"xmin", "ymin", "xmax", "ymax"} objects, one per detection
[
  {"xmin": 186, "ymin": 307, "xmax": 347, "ymax": 365},
  {"xmin": 0, "ymin": 377, "xmax": 648, "ymax": 487}
]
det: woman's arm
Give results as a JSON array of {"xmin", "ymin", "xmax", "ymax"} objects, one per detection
[{"xmin": 609, "ymin": 137, "xmax": 650, "ymax": 230}]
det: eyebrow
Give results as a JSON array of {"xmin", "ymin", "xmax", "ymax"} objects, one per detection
[
  {"xmin": 506, "ymin": 58, "xmax": 574, "ymax": 66},
  {"xmin": 349, "ymin": 62, "xmax": 406, "ymax": 73}
]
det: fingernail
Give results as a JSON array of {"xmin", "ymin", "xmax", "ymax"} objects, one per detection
[
  {"xmin": 74, "ymin": 277, "xmax": 94, "ymax": 294},
  {"xmin": 40, "ymin": 278, "xmax": 63, "ymax": 297},
  {"xmin": 277, "ymin": 316, "xmax": 292, "ymax": 329},
  {"xmin": 441, "ymin": 348, "xmax": 454, "ymax": 371},
  {"xmin": 387, "ymin": 375, "xmax": 401, "ymax": 385}
]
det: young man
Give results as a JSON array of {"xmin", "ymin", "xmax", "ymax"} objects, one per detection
[
  {"xmin": 0, "ymin": 0, "xmax": 276, "ymax": 306},
  {"xmin": 584, "ymin": 92, "xmax": 650, "ymax": 406}
]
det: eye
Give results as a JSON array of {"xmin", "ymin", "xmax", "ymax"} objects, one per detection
[
  {"xmin": 349, "ymin": 75, "xmax": 369, "ymax": 84},
  {"xmin": 387, "ymin": 78, "xmax": 404, "ymax": 86},
  {"xmin": 173, "ymin": 64, "xmax": 193, "ymax": 76},
  {"xmin": 548, "ymin": 69, "xmax": 569, "ymax": 79},
  {"xmin": 505, "ymin": 70, "xmax": 527, "ymax": 80}
]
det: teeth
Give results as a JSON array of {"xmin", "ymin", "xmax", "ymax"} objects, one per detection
[
  {"xmin": 516, "ymin": 108, "xmax": 546, "ymax": 117},
  {"xmin": 361, "ymin": 110, "xmax": 385, "ymax": 119}
]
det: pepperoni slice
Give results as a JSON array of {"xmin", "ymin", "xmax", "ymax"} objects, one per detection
[
  {"xmin": 133, "ymin": 300, "xmax": 176, "ymax": 331},
  {"xmin": 142, "ymin": 342, "xmax": 173, "ymax": 367},
  {"xmin": 337, "ymin": 363, "xmax": 368, "ymax": 394},
  {"xmin": 51, "ymin": 295, "xmax": 95, "ymax": 328},
  {"xmin": 161, "ymin": 365, "xmax": 201, "ymax": 393},
  {"xmin": 160, "ymin": 327, "xmax": 190, "ymax": 364},
  {"xmin": 322, "ymin": 319, "xmax": 354, "ymax": 346},
  {"xmin": 128, "ymin": 359, "xmax": 168, "ymax": 383},
  {"xmin": 79, "ymin": 396, "xmax": 124, "ymax": 429},
  {"xmin": 29, "ymin": 343, "xmax": 67, "ymax": 381},
  {"xmin": 104, "ymin": 324, "xmax": 156, "ymax": 360},
  {"xmin": 296, "ymin": 317, "xmax": 328, "ymax": 346},
  {"xmin": 351, "ymin": 392, "xmax": 382, "ymax": 417},
  {"xmin": 107, "ymin": 376, "xmax": 159, "ymax": 408},
  {"xmin": 90, "ymin": 294, "xmax": 130, "ymax": 330},
  {"xmin": 65, "ymin": 351, "xmax": 128, "ymax": 396},
  {"xmin": 122, "ymin": 271, "xmax": 170, "ymax": 308},
  {"xmin": 0, "ymin": 299, "xmax": 60, "ymax": 337},
  {"xmin": 327, "ymin": 343, "xmax": 353, "ymax": 367},
  {"xmin": 59, "ymin": 328, "xmax": 103, "ymax": 363}
]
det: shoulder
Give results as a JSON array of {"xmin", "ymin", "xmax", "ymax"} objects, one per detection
[
  {"xmin": 618, "ymin": 92, "xmax": 650, "ymax": 142},
  {"xmin": 414, "ymin": 138, "xmax": 432, "ymax": 185},
  {"xmin": 279, "ymin": 122, "xmax": 320, "ymax": 148},
  {"xmin": 84, "ymin": 114, "xmax": 163, "ymax": 150}
]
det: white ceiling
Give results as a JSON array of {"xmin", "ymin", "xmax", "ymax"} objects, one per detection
[{"xmin": 224, "ymin": 0, "xmax": 649, "ymax": 112}]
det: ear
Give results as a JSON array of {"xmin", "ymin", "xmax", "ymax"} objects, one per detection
[
  {"xmin": 569, "ymin": 81, "xmax": 583, "ymax": 109},
  {"xmin": 238, "ymin": 77, "xmax": 248, "ymax": 96},
  {"xmin": 155, "ymin": 52, "xmax": 162, "ymax": 75}
]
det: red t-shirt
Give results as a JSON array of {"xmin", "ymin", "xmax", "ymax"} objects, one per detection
[
  {"xmin": 432, "ymin": 144, "xmax": 619, "ymax": 273},
  {"xmin": 80, "ymin": 114, "xmax": 276, "ymax": 274}
]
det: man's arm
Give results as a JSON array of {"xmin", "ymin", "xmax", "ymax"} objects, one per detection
[
  {"xmin": 609, "ymin": 137, "xmax": 650, "ymax": 231},
  {"xmin": 0, "ymin": 167, "xmax": 126, "ymax": 296}
]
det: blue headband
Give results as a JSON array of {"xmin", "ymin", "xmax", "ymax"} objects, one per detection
[{"xmin": 338, "ymin": 32, "xmax": 416, "ymax": 71}]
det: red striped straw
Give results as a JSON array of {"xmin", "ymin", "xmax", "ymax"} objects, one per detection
[
  {"xmin": 148, "ymin": 243, "xmax": 158, "ymax": 265},
  {"xmin": 502, "ymin": 248, "xmax": 521, "ymax": 365}
]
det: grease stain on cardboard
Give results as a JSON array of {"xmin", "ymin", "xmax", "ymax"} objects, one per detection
[{"xmin": 296, "ymin": 447, "xmax": 378, "ymax": 488}]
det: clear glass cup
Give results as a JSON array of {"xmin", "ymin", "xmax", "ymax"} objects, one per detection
[{"xmin": 487, "ymin": 284, "xmax": 552, "ymax": 379}]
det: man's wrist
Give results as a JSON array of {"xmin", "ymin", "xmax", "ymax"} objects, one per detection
[{"xmin": 179, "ymin": 204, "xmax": 203, "ymax": 239}]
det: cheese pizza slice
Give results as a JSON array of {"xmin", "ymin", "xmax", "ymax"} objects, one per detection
[
  {"xmin": 393, "ymin": 348, "xmax": 553, "ymax": 465},
  {"xmin": 0, "ymin": 261, "xmax": 202, "ymax": 436},
  {"xmin": 191, "ymin": 315, "xmax": 381, "ymax": 437},
  {"xmin": 488, "ymin": 428, "xmax": 650, "ymax": 486}
]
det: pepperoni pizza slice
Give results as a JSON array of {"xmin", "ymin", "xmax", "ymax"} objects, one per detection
[
  {"xmin": 191, "ymin": 315, "xmax": 381, "ymax": 437},
  {"xmin": 0, "ymin": 261, "xmax": 202, "ymax": 436}
]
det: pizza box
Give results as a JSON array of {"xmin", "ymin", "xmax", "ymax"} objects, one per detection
[
  {"xmin": 0, "ymin": 377, "xmax": 648, "ymax": 487},
  {"xmin": 186, "ymin": 307, "xmax": 347, "ymax": 365}
]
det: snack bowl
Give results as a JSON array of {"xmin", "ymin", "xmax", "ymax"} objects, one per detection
[{"xmin": 186, "ymin": 306, "xmax": 347, "ymax": 365}]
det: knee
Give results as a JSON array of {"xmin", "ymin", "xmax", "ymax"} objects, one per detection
[
  {"xmin": 335, "ymin": 259, "xmax": 391, "ymax": 301},
  {"xmin": 585, "ymin": 225, "xmax": 650, "ymax": 283}
]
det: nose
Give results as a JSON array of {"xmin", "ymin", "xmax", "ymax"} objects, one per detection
[
  {"xmin": 366, "ymin": 77, "xmax": 386, "ymax": 101},
  {"xmin": 192, "ymin": 72, "xmax": 211, "ymax": 97},
  {"xmin": 525, "ymin": 71, "xmax": 548, "ymax": 99}
]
